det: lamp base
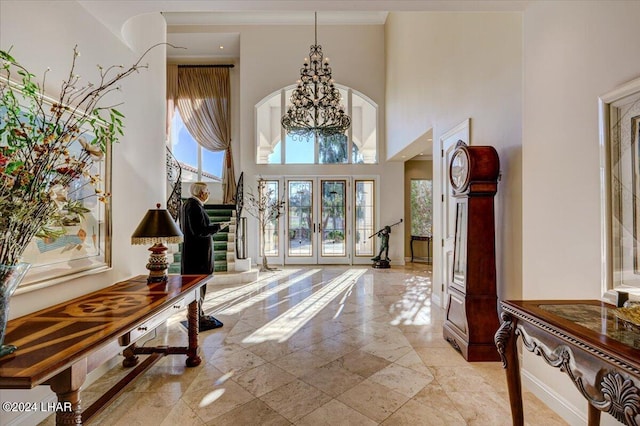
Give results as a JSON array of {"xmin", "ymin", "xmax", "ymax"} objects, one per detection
[
  {"xmin": 146, "ymin": 243, "xmax": 169, "ymax": 284},
  {"xmin": 147, "ymin": 274, "xmax": 167, "ymax": 283}
]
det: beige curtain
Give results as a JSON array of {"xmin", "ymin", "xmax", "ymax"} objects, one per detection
[{"xmin": 166, "ymin": 65, "xmax": 236, "ymax": 204}]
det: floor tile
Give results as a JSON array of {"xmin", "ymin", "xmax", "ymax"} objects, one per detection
[
  {"xmin": 209, "ymin": 398, "xmax": 292, "ymax": 426},
  {"xmin": 299, "ymin": 359, "xmax": 366, "ymax": 397},
  {"xmin": 233, "ymin": 363, "xmax": 297, "ymax": 397},
  {"xmin": 337, "ymin": 379, "xmax": 410, "ymax": 423},
  {"xmin": 368, "ymin": 363, "xmax": 434, "ymax": 397},
  {"xmin": 297, "ymin": 399, "xmax": 377, "ymax": 426},
  {"xmin": 260, "ymin": 379, "xmax": 332, "ymax": 422},
  {"xmin": 38, "ymin": 266, "xmax": 567, "ymax": 426}
]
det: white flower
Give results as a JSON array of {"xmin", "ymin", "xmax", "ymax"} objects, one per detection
[
  {"xmin": 79, "ymin": 137, "xmax": 104, "ymax": 160},
  {"xmin": 48, "ymin": 184, "xmax": 68, "ymax": 210}
]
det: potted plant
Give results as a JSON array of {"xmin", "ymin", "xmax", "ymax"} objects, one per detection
[
  {"xmin": 0, "ymin": 44, "xmax": 159, "ymax": 357},
  {"xmin": 244, "ymin": 178, "xmax": 286, "ymax": 272}
]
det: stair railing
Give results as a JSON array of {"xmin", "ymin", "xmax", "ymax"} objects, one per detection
[
  {"xmin": 166, "ymin": 146, "xmax": 182, "ymax": 221},
  {"xmin": 234, "ymin": 172, "xmax": 246, "ymax": 259}
]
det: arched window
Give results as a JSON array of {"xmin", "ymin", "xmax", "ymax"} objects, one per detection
[{"xmin": 256, "ymin": 85, "xmax": 377, "ymax": 165}]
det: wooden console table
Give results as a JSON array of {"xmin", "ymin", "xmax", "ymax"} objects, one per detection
[
  {"xmin": 410, "ymin": 235, "xmax": 431, "ymax": 263},
  {"xmin": 0, "ymin": 274, "xmax": 210, "ymax": 425},
  {"xmin": 495, "ymin": 300, "xmax": 640, "ymax": 426}
]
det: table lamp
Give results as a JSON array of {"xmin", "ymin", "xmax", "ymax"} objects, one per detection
[{"xmin": 131, "ymin": 203, "xmax": 183, "ymax": 283}]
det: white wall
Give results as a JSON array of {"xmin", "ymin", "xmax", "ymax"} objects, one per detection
[
  {"xmin": 523, "ymin": 2, "xmax": 640, "ymax": 424},
  {"xmin": 0, "ymin": 1, "xmax": 167, "ymax": 423},
  {"xmin": 228, "ymin": 23, "xmax": 405, "ymax": 263},
  {"xmin": 385, "ymin": 12, "xmax": 523, "ymax": 304}
]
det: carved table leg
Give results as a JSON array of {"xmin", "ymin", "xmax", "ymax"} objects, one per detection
[
  {"xmin": 122, "ymin": 342, "xmax": 139, "ymax": 367},
  {"xmin": 186, "ymin": 299, "xmax": 201, "ymax": 367},
  {"xmin": 48, "ymin": 360, "xmax": 87, "ymax": 426},
  {"xmin": 495, "ymin": 311, "xmax": 524, "ymax": 426},
  {"xmin": 587, "ymin": 403, "xmax": 601, "ymax": 426}
]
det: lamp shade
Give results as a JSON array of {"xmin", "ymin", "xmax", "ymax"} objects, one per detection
[{"xmin": 131, "ymin": 203, "xmax": 183, "ymax": 245}]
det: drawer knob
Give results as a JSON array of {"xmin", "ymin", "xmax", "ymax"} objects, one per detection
[
  {"xmin": 173, "ymin": 305, "xmax": 181, "ymax": 309},
  {"xmin": 138, "ymin": 326, "xmax": 148, "ymax": 331}
]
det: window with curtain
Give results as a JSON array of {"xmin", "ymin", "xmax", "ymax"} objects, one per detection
[
  {"xmin": 255, "ymin": 84, "xmax": 378, "ymax": 165},
  {"xmin": 169, "ymin": 110, "xmax": 224, "ymax": 182},
  {"xmin": 167, "ymin": 64, "xmax": 236, "ymax": 203}
]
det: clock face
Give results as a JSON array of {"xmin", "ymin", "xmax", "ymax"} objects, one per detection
[{"xmin": 450, "ymin": 148, "xmax": 470, "ymax": 192}]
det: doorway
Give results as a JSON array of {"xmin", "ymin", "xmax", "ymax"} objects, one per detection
[{"xmin": 260, "ymin": 176, "xmax": 376, "ymax": 266}]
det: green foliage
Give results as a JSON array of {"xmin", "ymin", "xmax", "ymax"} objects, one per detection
[
  {"xmin": 0, "ymin": 44, "xmax": 159, "ymax": 266},
  {"xmin": 410, "ymin": 180, "xmax": 432, "ymax": 237}
]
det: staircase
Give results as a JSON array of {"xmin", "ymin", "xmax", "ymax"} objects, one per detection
[
  {"xmin": 209, "ymin": 204, "xmax": 236, "ymax": 272},
  {"xmin": 169, "ymin": 203, "xmax": 236, "ymax": 273},
  {"xmin": 165, "ymin": 152, "xmax": 254, "ymax": 284}
]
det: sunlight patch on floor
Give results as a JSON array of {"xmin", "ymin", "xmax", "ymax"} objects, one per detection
[
  {"xmin": 215, "ymin": 269, "xmax": 322, "ymax": 315},
  {"xmin": 203, "ymin": 269, "xmax": 298, "ymax": 309},
  {"xmin": 389, "ymin": 275, "xmax": 433, "ymax": 326},
  {"xmin": 242, "ymin": 268, "xmax": 367, "ymax": 344}
]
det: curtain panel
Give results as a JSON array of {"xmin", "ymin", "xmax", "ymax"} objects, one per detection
[{"xmin": 166, "ymin": 65, "xmax": 236, "ymax": 204}]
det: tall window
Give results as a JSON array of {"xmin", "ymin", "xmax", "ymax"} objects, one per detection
[
  {"xmin": 411, "ymin": 180, "xmax": 433, "ymax": 237},
  {"xmin": 263, "ymin": 180, "xmax": 281, "ymax": 257},
  {"xmin": 256, "ymin": 85, "xmax": 378, "ymax": 165},
  {"xmin": 355, "ymin": 180, "xmax": 375, "ymax": 257},
  {"xmin": 169, "ymin": 110, "xmax": 224, "ymax": 182}
]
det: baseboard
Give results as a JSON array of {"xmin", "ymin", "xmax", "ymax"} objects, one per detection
[{"xmin": 521, "ymin": 368, "xmax": 585, "ymax": 425}]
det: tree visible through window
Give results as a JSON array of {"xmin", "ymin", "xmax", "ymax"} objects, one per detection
[
  {"xmin": 411, "ymin": 180, "xmax": 432, "ymax": 237},
  {"xmin": 256, "ymin": 85, "xmax": 377, "ymax": 165}
]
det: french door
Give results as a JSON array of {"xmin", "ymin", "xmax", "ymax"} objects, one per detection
[
  {"xmin": 285, "ymin": 178, "xmax": 350, "ymax": 264},
  {"xmin": 259, "ymin": 176, "xmax": 376, "ymax": 266}
]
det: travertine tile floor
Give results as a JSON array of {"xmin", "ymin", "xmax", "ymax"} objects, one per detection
[{"xmin": 41, "ymin": 265, "xmax": 567, "ymax": 425}]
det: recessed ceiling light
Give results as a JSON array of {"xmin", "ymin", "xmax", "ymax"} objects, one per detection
[{"xmin": 219, "ymin": 45, "xmax": 224, "ymax": 50}]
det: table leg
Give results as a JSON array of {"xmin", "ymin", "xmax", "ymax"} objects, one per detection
[
  {"xmin": 186, "ymin": 299, "xmax": 201, "ymax": 367},
  {"xmin": 587, "ymin": 403, "xmax": 601, "ymax": 426},
  {"xmin": 122, "ymin": 342, "xmax": 139, "ymax": 367},
  {"xmin": 495, "ymin": 312, "xmax": 524, "ymax": 426},
  {"xmin": 410, "ymin": 237, "xmax": 415, "ymax": 262},
  {"xmin": 48, "ymin": 360, "xmax": 87, "ymax": 426}
]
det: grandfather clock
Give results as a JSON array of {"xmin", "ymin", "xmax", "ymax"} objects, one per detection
[{"xmin": 443, "ymin": 141, "xmax": 501, "ymax": 362}]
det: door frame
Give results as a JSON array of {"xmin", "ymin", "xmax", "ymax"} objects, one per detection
[
  {"xmin": 283, "ymin": 177, "xmax": 352, "ymax": 265},
  {"xmin": 435, "ymin": 119, "xmax": 470, "ymax": 308},
  {"xmin": 257, "ymin": 175, "xmax": 379, "ymax": 266}
]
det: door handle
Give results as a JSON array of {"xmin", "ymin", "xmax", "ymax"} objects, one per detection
[{"xmin": 313, "ymin": 223, "xmax": 316, "ymax": 233}]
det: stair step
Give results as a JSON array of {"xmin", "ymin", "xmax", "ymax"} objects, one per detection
[{"xmin": 213, "ymin": 233, "xmax": 228, "ymax": 242}]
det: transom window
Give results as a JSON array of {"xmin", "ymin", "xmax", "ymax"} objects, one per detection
[{"xmin": 256, "ymin": 85, "xmax": 378, "ymax": 165}]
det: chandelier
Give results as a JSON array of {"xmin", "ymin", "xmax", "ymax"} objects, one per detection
[{"xmin": 281, "ymin": 12, "xmax": 351, "ymax": 142}]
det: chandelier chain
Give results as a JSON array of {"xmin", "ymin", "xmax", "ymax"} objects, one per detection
[{"xmin": 281, "ymin": 12, "xmax": 351, "ymax": 141}]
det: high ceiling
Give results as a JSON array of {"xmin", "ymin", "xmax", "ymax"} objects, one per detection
[
  {"xmin": 77, "ymin": 0, "xmax": 527, "ymax": 161},
  {"xmin": 79, "ymin": 1, "xmax": 528, "ymax": 60}
]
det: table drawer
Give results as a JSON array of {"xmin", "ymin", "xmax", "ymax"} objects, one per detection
[{"xmin": 118, "ymin": 294, "xmax": 192, "ymax": 346}]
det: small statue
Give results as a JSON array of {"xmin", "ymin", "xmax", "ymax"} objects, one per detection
[
  {"xmin": 371, "ymin": 226, "xmax": 391, "ymax": 262},
  {"xmin": 368, "ymin": 219, "xmax": 402, "ymax": 269}
]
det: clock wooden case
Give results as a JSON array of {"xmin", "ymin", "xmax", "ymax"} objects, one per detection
[{"xmin": 443, "ymin": 141, "xmax": 501, "ymax": 362}]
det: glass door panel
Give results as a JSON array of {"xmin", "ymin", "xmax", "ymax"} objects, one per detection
[
  {"xmin": 262, "ymin": 180, "xmax": 281, "ymax": 257},
  {"xmin": 354, "ymin": 180, "xmax": 375, "ymax": 258},
  {"xmin": 286, "ymin": 180, "xmax": 313, "ymax": 261},
  {"xmin": 320, "ymin": 180, "xmax": 346, "ymax": 257}
]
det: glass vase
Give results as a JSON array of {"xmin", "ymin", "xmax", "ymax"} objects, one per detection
[{"xmin": 0, "ymin": 263, "xmax": 30, "ymax": 358}]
